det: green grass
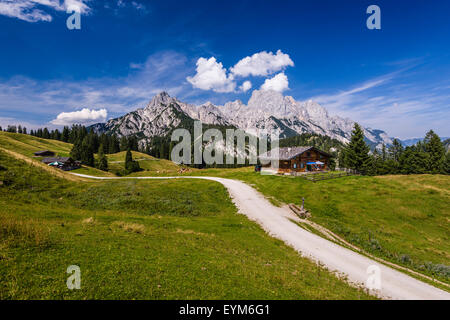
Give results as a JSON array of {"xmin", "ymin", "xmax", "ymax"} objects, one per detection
[
  {"xmin": 185, "ymin": 168, "xmax": 450, "ymax": 284},
  {"xmin": 2, "ymin": 132, "xmax": 448, "ymax": 290},
  {"xmin": 0, "ymin": 131, "xmax": 73, "ymax": 157},
  {"xmin": 0, "ymin": 150, "xmax": 373, "ymax": 299},
  {"xmin": 104, "ymin": 151, "xmax": 185, "ymax": 176}
]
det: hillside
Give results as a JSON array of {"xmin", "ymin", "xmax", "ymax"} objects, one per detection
[
  {"xmin": 0, "ymin": 148, "xmax": 373, "ymax": 299},
  {"xmin": 0, "ymin": 131, "xmax": 113, "ymax": 177},
  {"xmin": 1, "ymin": 132, "xmax": 448, "ymax": 290},
  {"xmin": 190, "ymin": 168, "xmax": 450, "ymax": 285},
  {"xmin": 105, "ymin": 151, "xmax": 185, "ymax": 176},
  {"xmin": 0, "ymin": 131, "xmax": 185, "ymax": 177}
]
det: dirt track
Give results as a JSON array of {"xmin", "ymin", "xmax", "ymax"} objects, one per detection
[{"xmin": 71, "ymin": 173, "xmax": 450, "ymax": 300}]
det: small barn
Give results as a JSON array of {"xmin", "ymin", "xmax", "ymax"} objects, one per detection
[
  {"xmin": 34, "ymin": 150, "xmax": 55, "ymax": 157},
  {"xmin": 259, "ymin": 146, "xmax": 331, "ymax": 174},
  {"xmin": 42, "ymin": 157, "xmax": 81, "ymax": 171}
]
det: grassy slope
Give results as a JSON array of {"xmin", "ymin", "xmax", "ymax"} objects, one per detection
[
  {"xmin": 2, "ymin": 132, "xmax": 448, "ymax": 285},
  {"xmin": 186, "ymin": 168, "xmax": 450, "ymax": 284},
  {"xmin": 0, "ymin": 132, "xmax": 113, "ymax": 177},
  {"xmin": 105, "ymin": 151, "xmax": 187, "ymax": 176},
  {"xmin": 0, "ymin": 150, "xmax": 373, "ymax": 299}
]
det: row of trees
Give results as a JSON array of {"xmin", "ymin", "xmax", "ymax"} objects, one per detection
[
  {"xmin": 67, "ymin": 125, "xmax": 140, "ymax": 173},
  {"xmin": 339, "ymin": 124, "xmax": 449, "ymax": 175},
  {"xmin": 2, "ymin": 125, "xmax": 28, "ymax": 134},
  {"xmin": 3, "ymin": 122, "xmax": 448, "ymax": 175}
]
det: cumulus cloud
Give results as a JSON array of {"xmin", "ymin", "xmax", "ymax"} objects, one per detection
[
  {"xmin": 0, "ymin": 0, "xmax": 90, "ymax": 22},
  {"xmin": 186, "ymin": 57, "xmax": 236, "ymax": 93},
  {"xmin": 240, "ymin": 80, "xmax": 252, "ymax": 92},
  {"xmin": 230, "ymin": 50, "xmax": 294, "ymax": 77},
  {"xmin": 0, "ymin": 51, "xmax": 191, "ymax": 127},
  {"xmin": 260, "ymin": 72, "xmax": 289, "ymax": 92},
  {"xmin": 51, "ymin": 108, "xmax": 107, "ymax": 125}
]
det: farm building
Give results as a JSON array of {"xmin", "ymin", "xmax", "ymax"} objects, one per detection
[
  {"xmin": 41, "ymin": 157, "xmax": 81, "ymax": 171},
  {"xmin": 259, "ymin": 146, "xmax": 331, "ymax": 174},
  {"xmin": 34, "ymin": 150, "xmax": 55, "ymax": 157}
]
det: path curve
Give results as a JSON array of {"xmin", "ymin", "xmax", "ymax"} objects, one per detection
[{"xmin": 72, "ymin": 173, "xmax": 450, "ymax": 300}]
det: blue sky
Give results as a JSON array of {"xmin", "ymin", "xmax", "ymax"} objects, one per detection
[{"xmin": 0, "ymin": 0, "xmax": 449, "ymax": 139}]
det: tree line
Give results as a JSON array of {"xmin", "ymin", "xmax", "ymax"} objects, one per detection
[
  {"xmin": 3, "ymin": 122, "xmax": 448, "ymax": 175},
  {"xmin": 339, "ymin": 123, "xmax": 450, "ymax": 175}
]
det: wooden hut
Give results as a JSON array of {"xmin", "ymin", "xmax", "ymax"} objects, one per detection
[
  {"xmin": 41, "ymin": 157, "xmax": 81, "ymax": 171},
  {"xmin": 259, "ymin": 146, "xmax": 331, "ymax": 174}
]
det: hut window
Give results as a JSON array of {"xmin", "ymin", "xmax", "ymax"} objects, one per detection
[
  {"xmin": 306, "ymin": 152, "xmax": 311, "ymax": 157},
  {"xmin": 294, "ymin": 163, "xmax": 297, "ymax": 169},
  {"xmin": 301, "ymin": 163, "xmax": 304, "ymax": 168}
]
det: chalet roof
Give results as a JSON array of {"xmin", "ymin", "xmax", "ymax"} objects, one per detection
[
  {"xmin": 42, "ymin": 157, "xmax": 73, "ymax": 164},
  {"xmin": 34, "ymin": 150, "xmax": 55, "ymax": 156},
  {"xmin": 259, "ymin": 146, "xmax": 331, "ymax": 161}
]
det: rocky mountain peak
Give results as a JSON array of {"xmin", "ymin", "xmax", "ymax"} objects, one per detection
[
  {"xmin": 91, "ymin": 90, "xmax": 392, "ymax": 149},
  {"xmin": 146, "ymin": 91, "xmax": 175, "ymax": 110}
]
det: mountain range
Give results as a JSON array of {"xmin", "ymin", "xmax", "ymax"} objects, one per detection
[{"xmin": 90, "ymin": 90, "xmax": 393, "ymax": 149}]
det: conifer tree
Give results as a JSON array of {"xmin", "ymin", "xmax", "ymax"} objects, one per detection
[
  {"xmin": 388, "ymin": 139, "xmax": 403, "ymax": 162},
  {"xmin": 125, "ymin": 148, "xmax": 141, "ymax": 173},
  {"xmin": 96, "ymin": 144, "xmax": 108, "ymax": 171},
  {"xmin": 444, "ymin": 152, "xmax": 450, "ymax": 175},
  {"xmin": 342, "ymin": 123, "xmax": 371, "ymax": 174},
  {"xmin": 62, "ymin": 126, "xmax": 70, "ymax": 142},
  {"xmin": 120, "ymin": 136, "xmax": 128, "ymax": 151},
  {"xmin": 424, "ymin": 130, "xmax": 445, "ymax": 173},
  {"xmin": 42, "ymin": 127, "xmax": 50, "ymax": 139},
  {"xmin": 81, "ymin": 136, "xmax": 95, "ymax": 166}
]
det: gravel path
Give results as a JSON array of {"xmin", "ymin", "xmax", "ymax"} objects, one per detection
[{"xmin": 71, "ymin": 173, "xmax": 450, "ymax": 300}]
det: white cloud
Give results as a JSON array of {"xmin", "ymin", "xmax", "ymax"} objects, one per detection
[
  {"xmin": 240, "ymin": 80, "xmax": 252, "ymax": 92},
  {"xmin": 186, "ymin": 57, "xmax": 236, "ymax": 93},
  {"xmin": 0, "ymin": 51, "xmax": 191, "ymax": 127},
  {"xmin": 230, "ymin": 50, "xmax": 294, "ymax": 77},
  {"xmin": 131, "ymin": 1, "xmax": 146, "ymax": 11},
  {"xmin": 51, "ymin": 108, "xmax": 107, "ymax": 125},
  {"xmin": 308, "ymin": 70, "xmax": 450, "ymax": 139},
  {"xmin": 260, "ymin": 72, "xmax": 289, "ymax": 92},
  {"xmin": 0, "ymin": 0, "xmax": 90, "ymax": 22}
]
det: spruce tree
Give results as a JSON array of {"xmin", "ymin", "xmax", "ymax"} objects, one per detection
[
  {"xmin": 125, "ymin": 148, "xmax": 133, "ymax": 171},
  {"xmin": 62, "ymin": 126, "xmax": 70, "ymax": 142},
  {"xmin": 381, "ymin": 143, "xmax": 387, "ymax": 161},
  {"xmin": 388, "ymin": 139, "xmax": 403, "ymax": 162},
  {"xmin": 399, "ymin": 146, "xmax": 429, "ymax": 174},
  {"xmin": 444, "ymin": 152, "xmax": 450, "ymax": 175},
  {"xmin": 81, "ymin": 136, "xmax": 95, "ymax": 166},
  {"xmin": 70, "ymin": 140, "xmax": 83, "ymax": 161},
  {"xmin": 42, "ymin": 127, "xmax": 50, "ymax": 139},
  {"xmin": 124, "ymin": 148, "xmax": 141, "ymax": 174},
  {"xmin": 96, "ymin": 144, "xmax": 108, "ymax": 171},
  {"xmin": 343, "ymin": 123, "xmax": 371, "ymax": 174},
  {"xmin": 120, "ymin": 136, "xmax": 128, "ymax": 151},
  {"xmin": 424, "ymin": 130, "xmax": 445, "ymax": 173}
]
